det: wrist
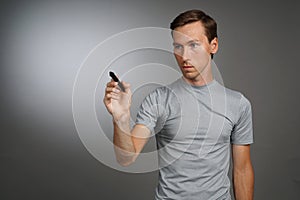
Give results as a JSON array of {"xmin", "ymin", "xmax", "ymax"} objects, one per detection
[
  {"xmin": 113, "ymin": 111, "xmax": 130, "ymax": 123},
  {"xmin": 113, "ymin": 111, "xmax": 131, "ymax": 134}
]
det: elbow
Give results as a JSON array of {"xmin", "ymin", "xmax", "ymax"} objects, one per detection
[
  {"xmin": 113, "ymin": 146, "xmax": 138, "ymax": 167},
  {"xmin": 114, "ymin": 150, "xmax": 137, "ymax": 167},
  {"xmin": 116, "ymin": 156, "xmax": 136, "ymax": 167},
  {"xmin": 118, "ymin": 160, "xmax": 133, "ymax": 167}
]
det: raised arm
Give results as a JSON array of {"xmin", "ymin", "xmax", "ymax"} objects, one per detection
[
  {"xmin": 232, "ymin": 144, "xmax": 254, "ymax": 200},
  {"xmin": 103, "ymin": 80, "xmax": 151, "ymax": 166}
]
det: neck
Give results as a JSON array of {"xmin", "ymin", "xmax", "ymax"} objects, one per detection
[
  {"xmin": 183, "ymin": 64, "xmax": 214, "ymax": 86},
  {"xmin": 182, "ymin": 75, "xmax": 214, "ymax": 86}
]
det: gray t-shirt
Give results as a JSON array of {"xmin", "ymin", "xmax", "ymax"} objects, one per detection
[{"xmin": 136, "ymin": 77, "xmax": 253, "ymax": 200}]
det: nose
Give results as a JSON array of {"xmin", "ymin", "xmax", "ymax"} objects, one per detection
[{"xmin": 181, "ymin": 47, "xmax": 190, "ymax": 61}]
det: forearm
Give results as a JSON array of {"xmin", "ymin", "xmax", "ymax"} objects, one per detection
[
  {"xmin": 233, "ymin": 164, "xmax": 254, "ymax": 200},
  {"xmin": 113, "ymin": 112, "xmax": 136, "ymax": 166}
]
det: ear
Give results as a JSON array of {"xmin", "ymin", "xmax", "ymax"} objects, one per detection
[{"xmin": 210, "ymin": 37, "xmax": 218, "ymax": 54}]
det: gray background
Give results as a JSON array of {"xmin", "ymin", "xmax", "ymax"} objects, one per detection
[{"xmin": 1, "ymin": 0, "xmax": 299, "ymax": 199}]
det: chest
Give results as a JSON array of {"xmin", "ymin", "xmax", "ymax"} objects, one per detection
[{"xmin": 158, "ymin": 95, "xmax": 235, "ymax": 144}]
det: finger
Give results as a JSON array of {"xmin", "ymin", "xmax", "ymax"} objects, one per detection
[
  {"xmin": 106, "ymin": 81, "xmax": 118, "ymax": 87},
  {"xmin": 105, "ymin": 82, "xmax": 119, "ymax": 96},
  {"xmin": 110, "ymin": 95, "xmax": 120, "ymax": 100},
  {"xmin": 106, "ymin": 91, "xmax": 120, "ymax": 98},
  {"xmin": 108, "ymin": 93, "xmax": 120, "ymax": 100},
  {"xmin": 121, "ymin": 81, "xmax": 131, "ymax": 93},
  {"xmin": 104, "ymin": 93, "xmax": 112, "ymax": 101},
  {"xmin": 105, "ymin": 87, "xmax": 120, "ymax": 93}
]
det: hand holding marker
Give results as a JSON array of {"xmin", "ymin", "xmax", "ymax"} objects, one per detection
[{"xmin": 109, "ymin": 71, "xmax": 125, "ymax": 92}]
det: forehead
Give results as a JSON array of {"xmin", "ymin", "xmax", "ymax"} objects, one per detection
[{"xmin": 172, "ymin": 21, "xmax": 207, "ymax": 43}]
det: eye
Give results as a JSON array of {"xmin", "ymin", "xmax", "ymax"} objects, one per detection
[
  {"xmin": 173, "ymin": 44, "xmax": 183, "ymax": 50},
  {"xmin": 190, "ymin": 42, "xmax": 200, "ymax": 49}
]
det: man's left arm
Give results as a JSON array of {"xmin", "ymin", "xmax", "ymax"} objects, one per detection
[{"xmin": 232, "ymin": 144, "xmax": 254, "ymax": 200}]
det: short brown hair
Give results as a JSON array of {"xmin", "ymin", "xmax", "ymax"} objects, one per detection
[{"xmin": 170, "ymin": 9, "xmax": 218, "ymax": 43}]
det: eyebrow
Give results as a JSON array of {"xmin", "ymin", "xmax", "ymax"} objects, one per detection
[
  {"xmin": 172, "ymin": 39, "xmax": 200, "ymax": 46},
  {"xmin": 172, "ymin": 42, "xmax": 182, "ymax": 46}
]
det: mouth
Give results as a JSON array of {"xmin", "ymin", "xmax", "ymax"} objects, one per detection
[
  {"xmin": 182, "ymin": 65, "xmax": 193, "ymax": 69},
  {"xmin": 182, "ymin": 65, "xmax": 194, "ymax": 70}
]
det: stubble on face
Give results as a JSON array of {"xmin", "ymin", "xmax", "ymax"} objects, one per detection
[{"xmin": 172, "ymin": 21, "xmax": 213, "ymax": 86}]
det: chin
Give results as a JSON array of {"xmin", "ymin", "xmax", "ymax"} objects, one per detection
[
  {"xmin": 183, "ymin": 73, "xmax": 197, "ymax": 80},
  {"xmin": 183, "ymin": 71, "xmax": 202, "ymax": 80}
]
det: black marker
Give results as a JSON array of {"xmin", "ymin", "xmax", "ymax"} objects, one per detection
[{"xmin": 109, "ymin": 71, "xmax": 125, "ymax": 92}]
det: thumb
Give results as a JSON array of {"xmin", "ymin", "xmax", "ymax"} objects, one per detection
[{"xmin": 121, "ymin": 81, "xmax": 131, "ymax": 93}]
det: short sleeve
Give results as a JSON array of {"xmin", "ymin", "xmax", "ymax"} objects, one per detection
[
  {"xmin": 135, "ymin": 88, "xmax": 167, "ymax": 134},
  {"xmin": 231, "ymin": 95, "xmax": 254, "ymax": 145}
]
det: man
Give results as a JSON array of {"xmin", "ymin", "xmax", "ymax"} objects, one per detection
[{"xmin": 104, "ymin": 9, "xmax": 254, "ymax": 200}]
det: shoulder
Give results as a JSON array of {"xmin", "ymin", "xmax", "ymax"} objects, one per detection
[
  {"xmin": 148, "ymin": 78, "xmax": 182, "ymax": 98},
  {"xmin": 214, "ymin": 82, "xmax": 252, "ymax": 119},
  {"xmin": 223, "ymin": 85, "xmax": 243, "ymax": 102},
  {"xmin": 224, "ymin": 85, "xmax": 252, "ymax": 123},
  {"xmin": 215, "ymin": 82, "xmax": 251, "ymax": 107},
  {"xmin": 224, "ymin": 86, "xmax": 251, "ymax": 110}
]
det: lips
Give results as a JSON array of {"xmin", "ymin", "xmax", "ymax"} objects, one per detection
[{"xmin": 182, "ymin": 65, "xmax": 193, "ymax": 69}]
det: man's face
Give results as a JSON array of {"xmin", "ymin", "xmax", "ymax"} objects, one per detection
[{"xmin": 172, "ymin": 21, "xmax": 218, "ymax": 82}]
